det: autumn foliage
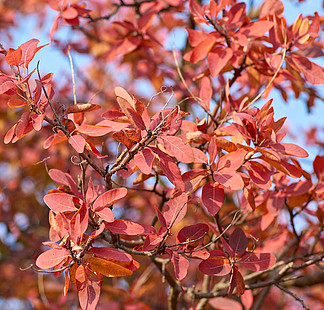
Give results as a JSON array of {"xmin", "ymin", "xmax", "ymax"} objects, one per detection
[{"xmin": 0, "ymin": 0, "xmax": 324, "ymax": 309}]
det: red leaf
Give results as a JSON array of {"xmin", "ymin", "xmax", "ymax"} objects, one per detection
[
  {"xmin": 199, "ymin": 76, "xmax": 212, "ymax": 108},
  {"xmin": 66, "ymin": 103, "xmax": 101, "ymax": 114},
  {"xmin": 239, "ymin": 252, "xmax": 276, "ymax": 271},
  {"xmin": 6, "ymin": 47, "xmax": 22, "ymax": 66},
  {"xmin": 245, "ymin": 161, "xmax": 272, "ymax": 189},
  {"xmin": 134, "ymin": 147, "xmax": 155, "ymax": 174},
  {"xmin": 217, "ymin": 149, "xmax": 246, "ymax": 171},
  {"xmin": 96, "ymin": 207, "xmax": 115, "ymax": 223},
  {"xmin": 75, "ymin": 264, "xmax": 102, "ymax": 310},
  {"xmin": 143, "ymin": 233, "xmax": 164, "ymax": 251},
  {"xmin": 96, "ymin": 120, "xmax": 130, "ymax": 132},
  {"xmin": 313, "ymin": 155, "xmax": 324, "ymax": 180},
  {"xmin": 270, "ymin": 142, "xmax": 308, "ymax": 158},
  {"xmin": 44, "ymin": 193, "xmax": 77, "ymax": 213},
  {"xmin": 192, "ymin": 147, "xmax": 208, "ymax": 164},
  {"xmin": 62, "ymin": 7, "xmax": 78, "ymax": 19},
  {"xmin": 7, "ymin": 98, "xmax": 26, "ymax": 108},
  {"xmin": 68, "ymin": 135, "xmax": 85, "ymax": 153},
  {"xmin": 0, "ymin": 75, "xmax": 16, "ymax": 95},
  {"xmin": 114, "ymin": 87, "xmax": 146, "ymax": 131},
  {"xmin": 160, "ymin": 136, "xmax": 195, "ymax": 163},
  {"xmin": 259, "ymin": 0, "xmax": 284, "ymax": 19},
  {"xmin": 213, "ymin": 171, "xmax": 244, "ymax": 191},
  {"xmin": 186, "ymin": 28, "xmax": 211, "ymax": 47},
  {"xmin": 48, "ymin": 169, "xmax": 70, "ymax": 186},
  {"xmin": 19, "ymin": 39, "xmax": 48, "ymax": 69},
  {"xmin": 31, "ymin": 113, "xmax": 45, "ymax": 131},
  {"xmin": 166, "ymin": 249, "xmax": 189, "ymax": 281},
  {"xmin": 282, "ymin": 180, "xmax": 313, "ymax": 196},
  {"xmin": 241, "ymin": 289, "xmax": 253, "ymax": 309},
  {"xmin": 188, "ymin": 0, "xmax": 205, "ymax": 22},
  {"xmin": 199, "ymin": 250, "xmax": 231, "ymax": 276},
  {"xmin": 151, "ymin": 147, "xmax": 185, "ymax": 192},
  {"xmin": 288, "ymin": 54, "xmax": 324, "ymax": 85},
  {"xmin": 207, "ymin": 47, "xmax": 233, "ymax": 77},
  {"xmin": 93, "ymin": 188, "xmax": 127, "ymax": 210},
  {"xmin": 154, "ymin": 205, "xmax": 167, "ymax": 228},
  {"xmin": 85, "ymin": 139, "xmax": 108, "ymax": 159},
  {"xmin": 88, "ymin": 257, "xmax": 133, "ymax": 277},
  {"xmin": 226, "ymin": 3, "xmax": 246, "ymax": 30},
  {"xmin": 36, "ymin": 248, "xmax": 70, "ymax": 269},
  {"xmin": 228, "ymin": 265, "xmax": 238, "ymax": 296},
  {"xmin": 127, "ymin": 107, "xmax": 146, "ymax": 130},
  {"xmin": 177, "ymin": 223, "xmax": 209, "ymax": 249},
  {"xmin": 201, "ymin": 182, "xmax": 224, "ymax": 215},
  {"xmin": 163, "ymin": 193, "xmax": 188, "ymax": 227},
  {"xmin": 77, "ymin": 124, "xmax": 113, "ymax": 137},
  {"xmin": 234, "ymin": 21, "xmax": 273, "ymax": 46},
  {"xmin": 189, "ymin": 36, "xmax": 217, "ymax": 63},
  {"xmin": 89, "ymin": 247, "xmax": 134, "ymax": 263},
  {"xmin": 229, "ymin": 228, "xmax": 247, "ymax": 255},
  {"xmin": 106, "ymin": 219, "xmax": 146, "ymax": 235}
]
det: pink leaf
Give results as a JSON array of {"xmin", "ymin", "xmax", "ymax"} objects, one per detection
[
  {"xmin": 166, "ymin": 249, "xmax": 189, "ymax": 281},
  {"xmin": 163, "ymin": 193, "xmax": 188, "ymax": 227},
  {"xmin": 201, "ymin": 182, "xmax": 224, "ymax": 215},
  {"xmin": 134, "ymin": 147, "xmax": 155, "ymax": 174},
  {"xmin": 95, "ymin": 207, "xmax": 115, "ymax": 223},
  {"xmin": 209, "ymin": 297, "xmax": 243, "ymax": 310},
  {"xmin": 36, "ymin": 248, "xmax": 70, "ymax": 269},
  {"xmin": 44, "ymin": 193, "xmax": 77, "ymax": 213},
  {"xmin": 48, "ymin": 169, "xmax": 70, "ymax": 186},
  {"xmin": 68, "ymin": 135, "xmax": 85, "ymax": 153},
  {"xmin": 160, "ymin": 136, "xmax": 195, "ymax": 163},
  {"xmin": 93, "ymin": 188, "xmax": 127, "ymax": 210},
  {"xmin": 76, "ymin": 124, "xmax": 113, "ymax": 136}
]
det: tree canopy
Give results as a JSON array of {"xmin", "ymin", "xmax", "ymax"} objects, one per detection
[{"xmin": 0, "ymin": 0, "xmax": 324, "ymax": 309}]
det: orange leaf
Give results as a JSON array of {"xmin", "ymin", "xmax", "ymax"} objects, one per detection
[{"xmin": 88, "ymin": 257, "xmax": 133, "ymax": 277}]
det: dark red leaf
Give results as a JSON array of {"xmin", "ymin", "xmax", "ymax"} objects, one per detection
[
  {"xmin": 199, "ymin": 250, "xmax": 231, "ymax": 276},
  {"xmin": 239, "ymin": 252, "xmax": 276, "ymax": 271},
  {"xmin": 229, "ymin": 228, "xmax": 247, "ymax": 255}
]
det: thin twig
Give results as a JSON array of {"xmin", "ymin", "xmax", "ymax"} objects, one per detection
[
  {"xmin": 67, "ymin": 46, "xmax": 77, "ymax": 105},
  {"xmin": 274, "ymin": 283, "xmax": 310, "ymax": 310}
]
